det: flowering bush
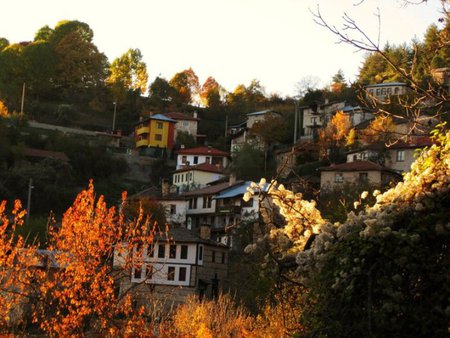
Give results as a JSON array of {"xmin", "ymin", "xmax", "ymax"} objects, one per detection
[{"xmin": 246, "ymin": 128, "xmax": 450, "ymax": 336}]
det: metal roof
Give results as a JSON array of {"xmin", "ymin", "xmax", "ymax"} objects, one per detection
[{"xmin": 214, "ymin": 181, "xmax": 268, "ymax": 199}]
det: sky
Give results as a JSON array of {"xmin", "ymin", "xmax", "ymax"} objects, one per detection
[{"xmin": 0, "ymin": 0, "xmax": 445, "ymax": 97}]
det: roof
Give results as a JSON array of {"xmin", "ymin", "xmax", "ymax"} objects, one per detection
[
  {"xmin": 341, "ymin": 105, "xmax": 371, "ymax": 113},
  {"xmin": 127, "ymin": 186, "xmax": 183, "ymax": 201},
  {"xmin": 164, "ymin": 112, "xmax": 199, "ymax": 121},
  {"xmin": 365, "ymin": 82, "xmax": 407, "ymax": 88},
  {"xmin": 176, "ymin": 146, "xmax": 229, "ymax": 156},
  {"xmin": 182, "ymin": 181, "xmax": 244, "ymax": 197},
  {"xmin": 246, "ymin": 109, "xmax": 274, "ymax": 116},
  {"xmin": 161, "ymin": 227, "xmax": 227, "ymax": 247},
  {"xmin": 22, "ymin": 147, "xmax": 70, "ymax": 162},
  {"xmin": 320, "ymin": 160, "xmax": 397, "ymax": 173},
  {"xmin": 386, "ymin": 137, "xmax": 434, "ymax": 149},
  {"xmin": 173, "ymin": 163, "xmax": 225, "ymax": 174},
  {"xmin": 137, "ymin": 114, "xmax": 177, "ymax": 124},
  {"xmin": 214, "ymin": 181, "xmax": 268, "ymax": 199}
]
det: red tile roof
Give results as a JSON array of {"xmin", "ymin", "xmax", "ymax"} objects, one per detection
[
  {"xmin": 23, "ymin": 148, "xmax": 69, "ymax": 162},
  {"xmin": 173, "ymin": 163, "xmax": 224, "ymax": 174},
  {"xmin": 320, "ymin": 160, "xmax": 395, "ymax": 172},
  {"xmin": 387, "ymin": 136, "xmax": 434, "ymax": 149},
  {"xmin": 164, "ymin": 112, "xmax": 199, "ymax": 121},
  {"xmin": 176, "ymin": 146, "xmax": 229, "ymax": 156}
]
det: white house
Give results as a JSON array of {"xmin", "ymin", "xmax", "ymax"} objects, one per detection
[
  {"xmin": 172, "ymin": 163, "xmax": 226, "ymax": 193},
  {"xmin": 365, "ymin": 82, "xmax": 409, "ymax": 102},
  {"xmin": 114, "ymin": 227, "xmax": 229, "ymax": 306},
  {"xmin": 175, "ymin": 146, "xmax": 229, "ymax": 170}
]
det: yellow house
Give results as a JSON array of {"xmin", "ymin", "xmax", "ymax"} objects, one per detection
[{"xmin": 134, "ymin": 114, "xmax": 177, "ymax": 149}]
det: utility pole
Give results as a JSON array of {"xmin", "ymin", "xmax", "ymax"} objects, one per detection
[
  {"xmin": 20, "ymin": 83, "xmax": 25, "ymax": 114},
  {"xmin": 112, "ymin": 101, "xmax": 117, "ymax": 133},
  {"xmin": 293, "ymin": 101, "xmax": 298, "ymax": 144},
  {"xmin": 26, "ymin": 178, "xmax": 33, "ymax": 224}
]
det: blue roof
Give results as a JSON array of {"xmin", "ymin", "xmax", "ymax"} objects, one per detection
[
  {"xmin": 246, "ymin": 109, "xmax": 273, "ymax": 116},
  {"xmin": 365, "ymin": 82, "xmax": 407, "ymax": 87},
  {"xmin": 150, "ymin": 114, "xmax": 177, "ymax": 122},
  {"xmin": 341, "ymin": 105, "xmax": 370, "ymax": 112},
  {"xmin": 214, "ymin": 181, "xmax": 268, "ymax": 199}
]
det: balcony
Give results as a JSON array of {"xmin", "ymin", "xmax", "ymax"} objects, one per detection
[
  {"xmin": 136, "ymin": 138, "xmax": 149, "ymax": 148},
  {"xmin": 217, "ymin": 205, "xmax": 241, "ymax": 214},
  {"xmin": 136, "ymin": 126, "xmax": 150, "ymax": 136}
]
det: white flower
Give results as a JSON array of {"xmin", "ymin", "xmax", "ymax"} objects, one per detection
[
  {"xmin": 361, "ymin": 191, "xmax": 369, "ymax": 199},
  {"xmin": 243, "ymin": 192, "xmax": 252, "ymax": 202},
  {"xmin": 354, "ymin": 201, "xmax": 361, "ymax": 209},
  {"xmin": 373, "ymin": 189, "xmax": 381, "ymax": 197}
]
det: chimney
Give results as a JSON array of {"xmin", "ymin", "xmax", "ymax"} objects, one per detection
[
  {"xmin": 229, "ymin": 173, "xmax": 236, "ymax": 186},
  {"xmin": 161, "ymin": 180, "xmax": 170, "ymax": 198},
  {"xmin": 193, "ymin": 111, "xmax": 198, "ymax": 119},
  {"xmin": 199, "ymin": 224, "xmax": 211, "ymax": 240}
]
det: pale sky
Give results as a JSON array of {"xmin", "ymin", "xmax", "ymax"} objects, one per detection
[{"xmin": 1, "ymin": 0, "xmax": 444, "ymax": 97}]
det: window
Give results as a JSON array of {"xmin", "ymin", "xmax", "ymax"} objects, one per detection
[
  {"xmin": 359, "ymin": 172, "xmax": 368, "ymax": 182},
  {"xmin": 205, "ymin": 157, "xmax": 211, "ymax": 164},
  {"xmin": 155, "ymin": 134, "xmax": 162, "ymax": 141},
  {"xmin": 353, "ymin": 155, "xmax": 357, "ymax": 161},
  {"xmin": 221, "ymin": 252, "xmax": 226, "ymax": 264},
  {"xmin": 311, "ymin": 117, "xmax": 317, "ymax": 125},
  {"xmin": 192, "ymin": 198, "xmax": 197, "ymax": 209},
  {"xmin": 167, "ymin": 266, "xmax": 175, "ymax": 281},
  {"xmin": 387, "ymin": 87, "xmax": 392, "ymax": 95},
  {"xmin": 381, "ymin": 88, "xmax": 386, "ymax": 95},
  {"xmin": 134, "ymin": 265, "xmax": 143, "ymax": 279},
  {"xmin": 198, "ymin": 245, "xmax": 203, "ymax": 261},
  {"xmin": 183, "ymin": 121, "xmax": 189, "ymax": 127},
  {"xmin": 169, "ymin": 245, "xmax": 176, "ymax": 259},
  {"xmin": 203, "ymin": 196, "xmax": 212, "ymax": 209},
  {"xmin": 156, "ymin": 122, "xmax": 163, "ymax": 129},
  {"xmin": 396, "ymin": 150, "xmax": 405, "ymax": 162},
  {"xmin": 146, "ymin": 265, "xmax": 153, "ymax": 279},
  {"xmin": 170, "ymin": 204, "xmax": 176, "ymax": 215},
  {"xmin": 394, "ymin": 87, "xmax": 399, "ymax": 94},
  {"xmin": 182, "ymin": 156, "xmax": 187, "ymax": 164},
  {"xmin": 376, "ymin": 88, "xmax": 381, "ymax": 96},
  {"xmin": 180, "ymin": 245, "xmax": 188, "ymax": 259},
  {"xmin": 335, "ymin": 173, "xmax": 344, "ymax": 183},
  {"xmin": 242, "ymin": 197, "xmax": 254, "ymax": 208},
  {"xmin": 147, "ymin": 244, "xmax": 154, "ymax": 258},
  {"xmin": 158, "ymin": 244, "xmax": 165, "ymax": 258},
  {"xmin": 212, "ymin": 250, "xmax": 216, "ymax": 263},
  {"xmin": 179, "ymin": 267, "xmax": 187, "ymax": 281},
  {"xmin": 193, "ymin": 156, "xmax": 198, "ymax": 164}
]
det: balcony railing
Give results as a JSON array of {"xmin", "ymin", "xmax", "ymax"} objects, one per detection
[
  {"xmin": 136, "ymin": 126, "xmax": 150, "ymax": 135},
  {"xmin": 217, "ymin": 205, "xmax": 241, "ymax": 214},
  {"xmin": 136, "ymin": 138, "xmax": 149, "ymax": 148}
]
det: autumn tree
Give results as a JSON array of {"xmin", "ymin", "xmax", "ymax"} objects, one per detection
[
  {"xmin": 330, "ymin": 69, "xmax": 347, "ymax": 93},
  {"xmin": 107, "ymin": 48, "xmax": 148, "ymax": 102},
  {"xmin": 318, "ymin": 111, "xmax": 352, "ymax": 161},
  {"xmin": 169, "ymin": 68, "xmax": 200, "ymax": 106},
  {"xmin": 200, "ymin": 76, "xmax": 222, "ymax": 108}
]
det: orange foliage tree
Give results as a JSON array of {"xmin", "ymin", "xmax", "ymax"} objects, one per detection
[
  {"xmin": 1, "ymin": 181, "xmax": 162, "ymax": 335},
  {"xmin": 319, "ymin": 111, "xmax": 352, "ymax": 161}
]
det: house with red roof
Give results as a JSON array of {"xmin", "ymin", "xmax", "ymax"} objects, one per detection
[
  {"xmin": 319, "ymin": 160, "xmax": 401, "ymax": 190},
  {"xmin": 175, "ymin": 146, "xmax": 229, "ymax": 169}
]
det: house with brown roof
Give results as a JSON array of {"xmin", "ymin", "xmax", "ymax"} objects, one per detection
[
  {"xmin": 172, "ymin": 162, "xmax": 226, "ymax": 193},
  {"xmin": 319, "ymin": 160, "xmax": 401, "ymax": 190},
  {"xmin": 163, "ymin": 112, "xmax": 200, "ymax": 142},
  {"xmin": 175, "ymin": 146, "xmax": 229, "ymax": 169}
]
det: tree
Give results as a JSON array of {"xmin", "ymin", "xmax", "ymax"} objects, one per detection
[
  {"xmin": 33, "ymin": 25, "xmax": 54, "ymax": 42},
  {"xmin": 0, "ymin": 38, "xmax": 9, "ymax": 52},
  {"xmin": 0, "ymin": 182, "xmax": 161, "ymax": 335},
  {"xmin": 200, "ymin": 76, "xmax": 222, "ymax": 108},
  {"xmin": 50, "ymin": 20, "xmax": 108, "ymax": 99},
  {"xmin": 330, "ymin": 69, "xmax": 347, "ymax": 93},
  {"xmin": 169, "ymin": 68, "xmax": 200, "ymax": 106},
  {"xmin": 230, "ymin": 144, "xmax": 267, "ymax": 181},
  {"xmin": 107, "ymin": 48, "xmax": 148, "ymax": 101},
  {"xmin": 318, "ymin": 111, "xmax": 352, "ymax": 161},
  {"xmin": 244, "ymin": 127, "xmax": 450, "ymax": 336}
]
